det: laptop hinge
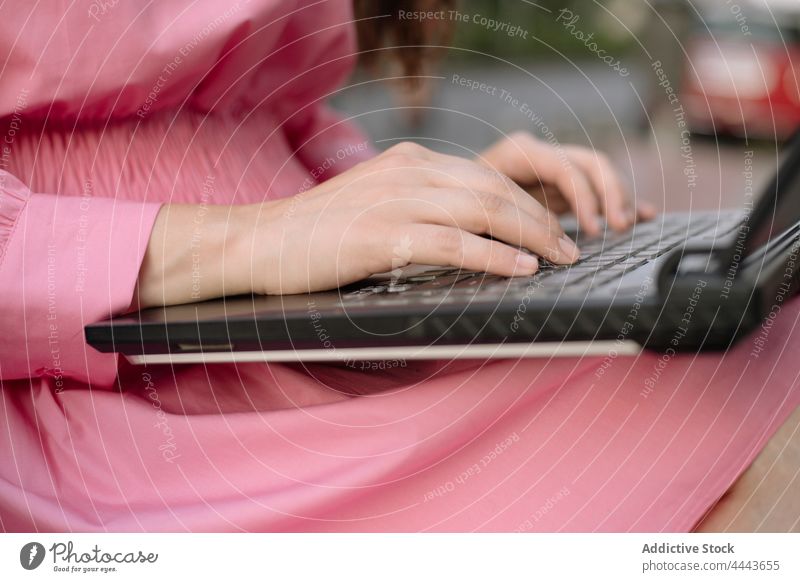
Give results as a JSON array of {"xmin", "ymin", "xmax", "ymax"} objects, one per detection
[{"xmin": 656, "ymin": 242, "xmax": 728, "ymax": 294}]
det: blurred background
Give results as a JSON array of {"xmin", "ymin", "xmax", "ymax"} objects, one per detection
[{"xmin": 335, "ymin": 0, "xmax": 800, "ymax": 213}]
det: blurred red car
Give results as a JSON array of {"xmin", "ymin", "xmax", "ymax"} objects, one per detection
[{"xmin": 682, "ymin": 0, "xmax": 800, "ymax": 140}]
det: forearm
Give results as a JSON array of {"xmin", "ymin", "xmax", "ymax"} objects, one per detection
[{"xmin": 135, "ymin": 203, "xmax": 257, "ymax": 309}]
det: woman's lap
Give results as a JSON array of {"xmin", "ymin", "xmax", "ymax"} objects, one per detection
[
  {"xmin": 3, "ymin": 298, "xmax": 800, "ymax": 531},
  {"xmin": 694, "ymin": 401, "xmax": 800, "ymax": 532}
]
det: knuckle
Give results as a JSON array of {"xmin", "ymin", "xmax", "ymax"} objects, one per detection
[
  {"xmin": 593, "ymin": 154, "xmax": 613, "ymax": 175},
  {"xmin": 481, "ymin": 167, "xmax": 513, "ymax": 190},
  {"xmin": 593, "ymin": 151, "xmax": 611, "ymax": 166},
  {"xmin": 391, "ymin": 153, "xmax": 418, "ymax": 167},
  {"xmin": 553, "ymin": 172, "xmax": 572, "ymax": 192},
  {"xmin": 373, "ymin": 151, "xmax": 395, "ymax": 168},
  {"xmin": 477, "ymin": 191, "xmax": 506, "ymax": 216},
  {"xmin": 376, "ymin": 151, "xmax": 417, "ymax": 169},
  {"xmin": 476, "ymin": 164, "xmax": 500, "ymax": 181},
  {"xmin": 389, "ymin": 141, "xmax": 425, "ymax": 156},
  {"xmin": 508, "ymin": 130, "xmax": 531, "ymax": 143},
  {"xmin": 431, "ymin": 228, "xmax": 462, "ymax": 256},
  {"xmin": 543, "ymin": 211, "xmax": 563, "ymax": 234},
  {"xmin": 557, "ymin": 172, "xmax": 581, "ymax": 195}
]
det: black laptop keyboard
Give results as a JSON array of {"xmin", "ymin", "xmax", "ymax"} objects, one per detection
[{"xmin": 342, "ymin": 212, "xmax": 743, "ymax": 303}]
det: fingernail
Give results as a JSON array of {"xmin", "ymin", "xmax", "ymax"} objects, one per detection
[
  {"xmin": 640, "ymin": 205, "xmax": 657, "ymax": 220},
  {"xmin": 558, "ymin": 234, "xmax": 580, "ymax": 262},
  {"xmin": 515, "ymin": 253, "xmax": 538, "ymax": 273}
]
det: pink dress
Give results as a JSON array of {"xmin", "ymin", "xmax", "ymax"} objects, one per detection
[{"xmin": 1, "ymin": 0, "xmax": 798, "ymax": 532}]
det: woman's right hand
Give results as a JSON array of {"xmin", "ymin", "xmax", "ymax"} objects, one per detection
[
  {"xmin": 247, "ymin": 141, "xmax": 581, "ymax": 295},
  {"xmin": 136, "ymin": 141, "xmax": 581, "ymax": 308}
]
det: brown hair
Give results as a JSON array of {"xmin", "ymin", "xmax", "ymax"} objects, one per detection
[{"xmin": 354, "ymin": 0, "xmax": 457, "ymax": 83}]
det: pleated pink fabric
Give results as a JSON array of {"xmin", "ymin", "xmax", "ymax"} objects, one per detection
[{"xmin": 1, "ymin": 0, "xmax": 798, "ymax": 532}]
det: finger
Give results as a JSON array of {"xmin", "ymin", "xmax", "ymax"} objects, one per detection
[
  {"xmin": 635, "ymin": 200, "xmax": 658, "ymax": 222},
  {"xmin": 394, "ymin": 188, "xmax": 580, "ymax": 265},
  {"xmin": 622, "ymin": 200, "xmax": 658, "ymax": 225},
  {"xmin": 379, "ymin": 142, "xmax": 566, "ymax": 236},
  {"xmin": 552, "ymin": 164, "xmax": 602, "ymax": 238},
  {"xmin": 424, "ymin": 164, "xmax": 566, "ymax": 237},
  {"xmin": 565, "ymin": 147, "xmax": 631, "ymax": 232},
  {"xmin": 525, "ymin": 184, "xmax": 572, "ymax": 215},
  {"xmin": 489, "ymin": 133, "xmax": 602, "ymax": 237},
  {"xmin": 400, "ymin": 224, "xmax": 541, "ymax": 277}
]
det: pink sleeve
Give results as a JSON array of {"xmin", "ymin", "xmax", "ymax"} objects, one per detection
[
  {"xmin": 286, "ymin": 104, "xmax": 377, "ymax": 182},
  {"xmin": 0, "ymin": 171, "xmax": 162, "ymax": 388}
]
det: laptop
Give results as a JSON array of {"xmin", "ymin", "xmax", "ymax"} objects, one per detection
[{"xmin": 85, "ymin": 135, "xmax": 800, "ymax": 365}]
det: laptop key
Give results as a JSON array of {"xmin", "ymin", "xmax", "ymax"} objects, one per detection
[{"xmin": 412, "ymin": 273, "xmax": 478, "ymax": 290}]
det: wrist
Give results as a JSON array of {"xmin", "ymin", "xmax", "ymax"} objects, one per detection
[
  {"xmin": 236, "ymin": 199, "xmax": 288, "ymax": 296},
  {"xmin": 136, "ymin": 202, "xmax": 261, "ymax": 308},
  {"xmin": 222, "ymin": 202, "xmax": 263, "ymax": 297}
]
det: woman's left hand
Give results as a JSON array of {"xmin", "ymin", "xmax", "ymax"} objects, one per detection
[{"xmin": 478, "ymin": 131, "xmax": 657, "ymax": 237}]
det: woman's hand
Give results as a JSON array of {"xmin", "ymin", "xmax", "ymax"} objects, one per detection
[
  {"xmin": 478, "ymin": 131, "xmax": 656, "ymax": 237},
  {"xmin": 137, "ymin": 141, "xmax": 583, "ymax": 306},
  {"xmin": 136, "ymin": 138, "xmax": 656, "ymax": 306},
  {"xmin": 246, "ymin": 141, "xmax": 580, "ymax": 295}
]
